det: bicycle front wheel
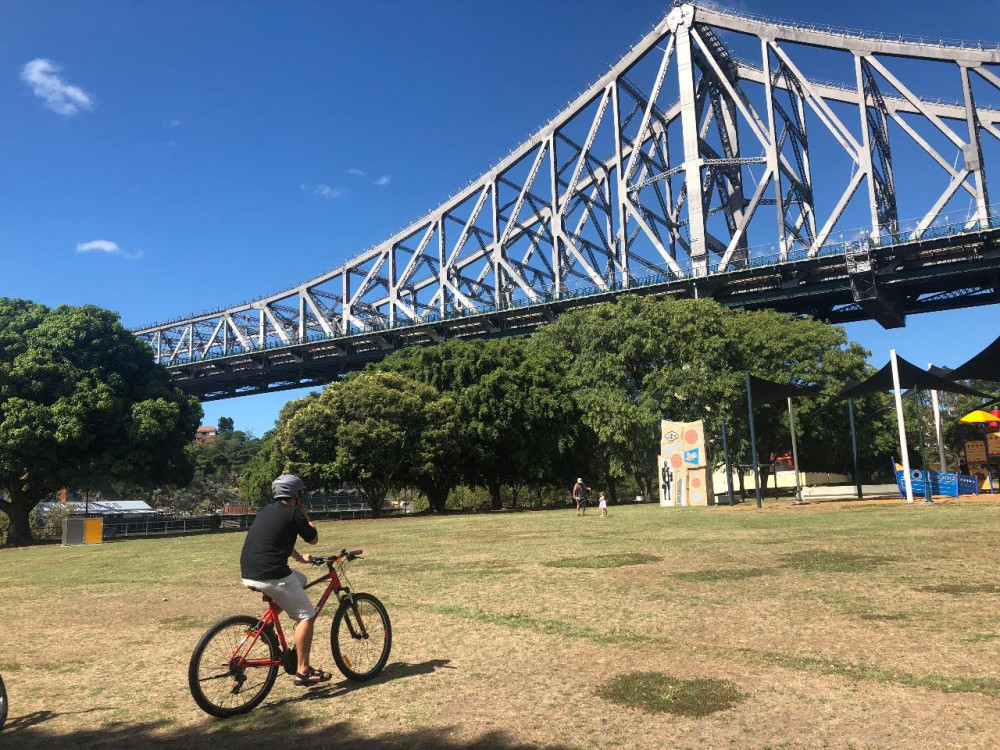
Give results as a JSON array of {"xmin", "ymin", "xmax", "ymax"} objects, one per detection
[
  {"xmin": 330, "ymin": 593, "xmax": 392, "ymax": 681},
  {"xmin": 188, "ymin": 615, "xmax": 279, "ymax": 718},
  {"xmin": 0, "ymin": 673, "xmax": 8, "ymax": 730}
]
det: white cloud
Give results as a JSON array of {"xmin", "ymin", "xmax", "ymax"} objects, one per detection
[
  {"xmin": 374, "ymin": 175, "xmax": 391, "ymax": 187},
  {"xmin": 346, "ymin": 168, "xmax": 366, "ymax": 177},
  {"xmin": 21, "ymin": 58, "xmax": 93, "ymax": 117},
  {"xmin": 76, "ymin": 240, "xmax": 143, "ymax": 260},
  {"xmin": 302, "ymin": 183, "xmax": 348, "ymax": 199},
  {"xmin": 165, "ymin": 118, "xmax": 183, "ymax": 127}
]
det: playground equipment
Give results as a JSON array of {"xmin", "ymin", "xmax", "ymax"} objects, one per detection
[
  {"xmin": 892, "ymin": 459, "xmax": 979, "ymax": 499},
  {"xmin": 958, "ymin": 409, "xmax": 999, "ymax": 493}
]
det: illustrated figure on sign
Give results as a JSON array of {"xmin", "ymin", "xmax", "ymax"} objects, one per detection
[{"xmin": 661, "ymin": 464, "xmax": 673, "ymax": 505}]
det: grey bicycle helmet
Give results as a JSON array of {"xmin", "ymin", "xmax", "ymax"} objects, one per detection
[{"xmin": 271, "ymin": 474, "xmax": 304, "ymax": 499}]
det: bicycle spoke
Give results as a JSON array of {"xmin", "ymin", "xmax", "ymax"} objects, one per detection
[
  {"xmin": 189, "ymin": 616, "xmax": 279, "ymax": 717},
  {"xmin": 331, "ymin": 594, "xmax": 391, "ymax": 680}
]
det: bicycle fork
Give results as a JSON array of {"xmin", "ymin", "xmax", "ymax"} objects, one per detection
[{"xmin": 338, "ymin": 591, "xmax": 370, "ymax": 640}]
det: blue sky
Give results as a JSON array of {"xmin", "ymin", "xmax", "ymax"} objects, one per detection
[{"xmin": 2, "ymin": 0, "xmax": 998, "ymax": 437}]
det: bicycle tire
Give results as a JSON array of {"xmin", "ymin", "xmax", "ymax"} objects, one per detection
[
  {"xmin": 0, "ymin": 673, "xmax": 8, "ymax": 730},
  {"xmin": 188, "ymin": 615, "xmax": 279, "ymax": 718},
  {"xmin": 330, "ymin": 593, "xmax": 392, "ymax": 681}
]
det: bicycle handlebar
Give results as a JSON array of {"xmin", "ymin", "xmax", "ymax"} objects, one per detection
[{"xmin": 309, "ymin": 549, "xmax": 363, "ymax": 565}]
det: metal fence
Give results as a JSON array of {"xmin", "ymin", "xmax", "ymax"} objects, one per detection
[{"xmin": 98, "ymin": 495, "xmax": 411, "ymax": 541}]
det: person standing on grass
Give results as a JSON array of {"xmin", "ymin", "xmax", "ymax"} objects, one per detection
[
  {"xmin": 239, "ymin": 474, "xmax": 331, "ymax": 687},
  {"xmin": 599, "ymin": 491, "xmax": 608, "ymax": 517},
  {"xmin": 572, "ymin": 477, "xmax": 590, "ymax": 516}
]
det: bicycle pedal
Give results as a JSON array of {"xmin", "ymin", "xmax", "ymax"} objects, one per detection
[{"xmin": 280, "ymin": 648, "xmax": 298, "ymax": 675}]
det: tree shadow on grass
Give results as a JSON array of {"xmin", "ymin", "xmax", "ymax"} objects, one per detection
[
  {"xmin": 3, "ymin": 706, "xmax": 113, "ymax": 731},
  {"xmin": 263, "ymin": 659, "xmax": 456, "ymax": 709},
  {"xmin": 2, "ymin": 716, "xmax": 571, "ymax": 750}
]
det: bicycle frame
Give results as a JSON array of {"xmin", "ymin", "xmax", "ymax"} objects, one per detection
[{"xmin": 227, "ymin": 562, "xmax": 363, "ymax": 669}]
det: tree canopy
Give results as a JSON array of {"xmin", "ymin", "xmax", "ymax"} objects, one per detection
[
  {"xmin": 0, "ymin": 299, "xmax": 202, "ymax": 544},
  {"xmin": 278, "ymin": 372, "xmax": 460, "ymax": 515},
  {"xmin": 531, "ymin": 296, "xmax": 894, "ymax": 498},
  {"xmin": 378, "ymin": 337, "xmax": 582, "ymax": 508}
]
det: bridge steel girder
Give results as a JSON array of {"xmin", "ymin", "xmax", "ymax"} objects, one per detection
[{"xmin": 131, "ymin": 3, "xmax": 1000, "ymax": 399}]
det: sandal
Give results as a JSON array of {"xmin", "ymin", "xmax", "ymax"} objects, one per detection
[{"xmin": 294, "ymin": 666, "xmax": 333, "ymax": 687}]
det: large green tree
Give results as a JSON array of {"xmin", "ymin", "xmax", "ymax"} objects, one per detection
[
  {"xmin": 534, "ymin": 295, "xmax": 895, "ymax": 500},
  {"xmin": 278, "ymin": 372, "xmax": 460, "ymax": 515},
  {"xmin": 0, "ymin": 299, "xmax": 202, "ymax": 544},
  {"xmin": 378, "ymin": 337, "xmax": 582, "ymax": 509},
  {"xmin": 534, "ymin": 296, "xmax": 735, "ymax": 500}
]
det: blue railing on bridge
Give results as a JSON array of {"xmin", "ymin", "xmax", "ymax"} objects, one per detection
[{"xmin": 163, "ymin": 214, "xmax": 999, "ymax": 368}]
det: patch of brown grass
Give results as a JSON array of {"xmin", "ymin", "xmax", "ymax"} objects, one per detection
[{"xmin": 3, "ymin": 502, "xmax": 1000, "ymax": 749}]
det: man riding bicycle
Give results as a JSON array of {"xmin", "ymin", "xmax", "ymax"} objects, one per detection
[{"xmin": 239, "ymin": 474, "xmax": 332, "ymax": 686}]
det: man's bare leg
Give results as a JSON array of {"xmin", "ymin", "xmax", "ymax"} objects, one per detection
[{"xmin": 295, "ymin": 618, "xmax": 314, "ymax": 674}]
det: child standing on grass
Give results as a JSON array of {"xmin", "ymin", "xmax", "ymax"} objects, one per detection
[{"xmin": 599, "ymin": 491, "xmax": 608, "ymax": 517}]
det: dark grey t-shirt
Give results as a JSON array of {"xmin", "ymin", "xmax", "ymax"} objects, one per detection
[{"xmin": 240, "ymin": 501, "xmax": 318, "ymax": 581}]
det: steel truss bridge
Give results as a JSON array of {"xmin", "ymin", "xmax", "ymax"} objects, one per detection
[{"xmin": 134, "ymin": 2, "xmax": 1000, "ymax": 401}]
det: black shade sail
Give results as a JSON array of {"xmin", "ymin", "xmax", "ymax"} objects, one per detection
[
  {"xmin": 831, "ymin": 356, "xmax": 991, "ymax": 402},
  {"xmin": 748, "ymin": 374, "xmax": 819, "ymax": 405},
  {"xmin": 947, "ymin": 333, "xmax": 1000, "ymax": 381}
]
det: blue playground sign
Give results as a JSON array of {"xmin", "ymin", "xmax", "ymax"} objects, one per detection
[{"xmin": 894, "ymin": 464, "xmax": 979, "ymax": 499}]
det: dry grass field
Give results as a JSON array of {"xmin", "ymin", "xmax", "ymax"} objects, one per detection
[{"xmin": 2, "ymin": 498, "xmax": 1000, "ymax": 749}]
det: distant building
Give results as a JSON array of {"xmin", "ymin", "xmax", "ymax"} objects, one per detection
[
  {"xmin": 195, "ymin": 426, "xmax": 218, "ymax": 444},
  {"xmin": 37, "ymin": 500, "xmax": 159, "ymax": 519}
]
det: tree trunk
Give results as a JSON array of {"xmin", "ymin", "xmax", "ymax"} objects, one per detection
[
  {"xmin": 362, "ymin": 482, "xmax": 387, "ymax": 517},
  {"xmin": 486, "ymin": 479, "xmax": 502, "ymax": 510},
  {"xmin": 510, "ymin": 485, "xmax": 524, "ymax": 510},
  {"xmin": 2, "ymin": 486, "xmax": 43, "ymax": 545},
  {"xmin": 425, "ymin": 485, "xmax": 449, "ymax": 513}
]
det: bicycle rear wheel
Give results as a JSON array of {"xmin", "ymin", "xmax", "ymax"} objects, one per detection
[
  {"xmin": 330, "ymin": 593, "xmax": 392, "ymax": 681},
  {"xmin": 188, "ymin": 615, "xmax": 279, "ymax": 718},
  {"xmin": 0, "ymin": 673, "xmax": 8, "ymax": 730}
]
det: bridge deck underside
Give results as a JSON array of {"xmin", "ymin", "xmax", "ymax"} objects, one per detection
[{"xmin": 173, "ymin": 229, "xmax": 1000, "ymax": 401}]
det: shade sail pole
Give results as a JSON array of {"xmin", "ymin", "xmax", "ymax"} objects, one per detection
[
  {"xmin": 983, "ymin": 423, "xmax": 996, "ymax": 494},
  {"xmin": 787, "ymin": 397, "xmax": 803, "ymax": 504},
  {"xmin": 721, "ymin": 421, "xmax": 735, "ymax": 506},
  {"xmin": 746, "ymin": 373, "xmax": 763, "ymax": 509},
  {"xmin": 848, "ymin": 399, "xmax": 863, "ymax": 500},
  {"xmin": 960, "ymin": 424, "xmax": 970, "ymax": 475},
  {"xmin": 929, "ymin": 363, "xmax": 947, "ymax": 472},
  {"xmin": 915, "ymin": 390, "xmax": 932, "ymax": 503},
  {"xmin": 891, "ymin": 349, "xmax": 915, "ymax": 504}
]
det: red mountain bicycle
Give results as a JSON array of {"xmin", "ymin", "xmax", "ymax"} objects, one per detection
[{"xmin": 188, "ymin": 549, "xmax": 391, "ymax": 718}]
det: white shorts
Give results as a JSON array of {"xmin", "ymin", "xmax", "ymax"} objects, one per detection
[{"xmin": 242, "ymin": 570, "xmax": 316, "ymax": 621}]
